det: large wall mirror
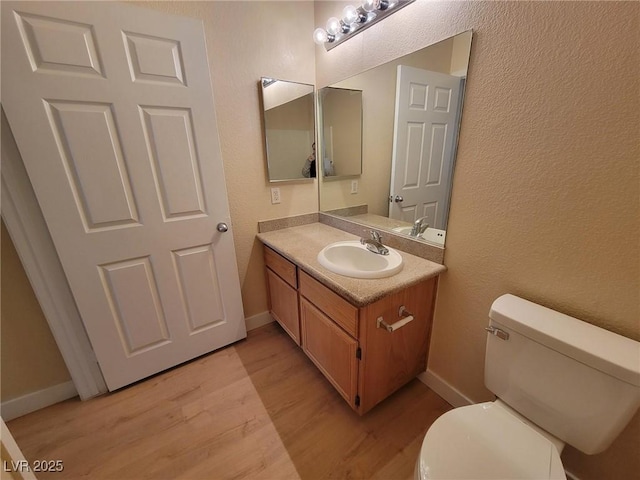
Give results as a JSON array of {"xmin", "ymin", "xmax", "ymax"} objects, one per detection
[
  {"xmin": 261, "ymin": 78, "xmax": 315, "ymax": 182},
  {"xmin": 318, "ymin": 30, "xmax": 472, "ymax": 247}
]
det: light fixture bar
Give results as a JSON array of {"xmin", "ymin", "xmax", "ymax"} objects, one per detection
[{"xmin": 315, "ymin": 0, "xmax": 415, "ymax": 51}]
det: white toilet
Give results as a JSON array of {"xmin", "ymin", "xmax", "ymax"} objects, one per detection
[{"xmin": 416, "ymin": 294, "xmax": 640, "ymax": 479}]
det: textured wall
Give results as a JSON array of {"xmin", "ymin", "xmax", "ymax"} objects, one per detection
[
  {"xmin": 1, "ymin": 221, "xmax": 72, "ymax": 401},
  {"xmin": 133, "ymin": 1, "xmax": 318, "ymax": 318},
  {"xmin": 315, "ymin": 1, "xmax": 639, "ymax": 478}
]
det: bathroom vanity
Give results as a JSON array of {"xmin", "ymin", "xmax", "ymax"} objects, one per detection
[{"xmin": 258, "ymin": 223, "xmax": 445, "ymax": 414}]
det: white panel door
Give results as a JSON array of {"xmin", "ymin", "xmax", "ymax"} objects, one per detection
[
  {"xmin": 389, "ymin": 66, "xmax": 462, "ymax": 229},
  {"xmin": 1, "ymin": 1, "xmax": 246, "ymax": 390}
]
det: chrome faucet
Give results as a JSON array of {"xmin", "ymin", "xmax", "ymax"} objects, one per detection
[
  {"xmin": 360, "ymin": 230, "xmax": 389, "ymax": 255},
  {"xmin": 410, "ymin": 216, "xmax": 429, "ymax": 237}
]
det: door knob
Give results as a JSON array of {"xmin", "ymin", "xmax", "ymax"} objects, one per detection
[
  {"xmin": 394, "ymin": 195, "xmax": 404, "ymax": 203},
  {"xmin": 217, "ymin": 222, "xmax": 228, "ymax": 232}
]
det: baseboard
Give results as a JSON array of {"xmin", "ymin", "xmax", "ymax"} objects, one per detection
[
  {"xmin": 417, "ymin": 369, "xmax": 474, "ymax": 408},
  {"xmin": 1, "ymin": 381, "xmax": 77, "ymax": 421},
  {"xmin": 245, "ymin": 311, "xmax": 274, "ymax": 332}
]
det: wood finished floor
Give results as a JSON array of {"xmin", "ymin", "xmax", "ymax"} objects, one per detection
[{"xmin": 6, "ymin": 323, "xmax": 452, "ymax": 480}]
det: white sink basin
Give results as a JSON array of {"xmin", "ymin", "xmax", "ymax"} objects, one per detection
[
  {"xmin": 317, "ymin": 241, "xmax": 403, "ymax": 279},
  {"xmin": 392, "ymin": 226, "xmax": 446, "ymax": 246}
]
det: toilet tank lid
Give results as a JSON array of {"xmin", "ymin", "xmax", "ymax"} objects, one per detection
[{"xmin": 489, "ymin": 294, "xmax": 640, "ymax": 387}]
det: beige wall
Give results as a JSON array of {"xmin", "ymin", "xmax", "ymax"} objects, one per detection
[
  {"xmin": 133, "ymin": 1, "xmax": 318, "ymax": 319},
  {"xmin": 450, "ymin": 30, "xmax": 471, "ymax": 76},
  {"xmin": 1, "ymin": 221, "xmax": 72, "ymax": 401},
  {"xmin": 315, "ymin": 1, "xmax": 639, "ymax": 478}
]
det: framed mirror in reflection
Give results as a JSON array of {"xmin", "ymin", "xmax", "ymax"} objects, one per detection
[
  {"xmin": 319, "ymin": 87, "xmax": 363, "ymax": 178},
  {"xmin": 318, "ymin": 31, "xmax": 473, "ymax": 247},
  {"xmin": 260, "ymin": 77, "xmax": 315, "ymax": 182}
]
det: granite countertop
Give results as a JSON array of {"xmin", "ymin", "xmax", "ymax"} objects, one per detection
[{"xmin": 257, "ymin": 223, "xmax": 446, "ymax": 307}]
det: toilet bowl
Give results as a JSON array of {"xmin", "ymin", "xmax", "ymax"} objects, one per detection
[
  {"xmin": 415, "ymin": 294, "xmax": 640, "ymax": 480},
  {"xmin": 416, "ymin": 401, "xmax": 566, "ymax": 480}
]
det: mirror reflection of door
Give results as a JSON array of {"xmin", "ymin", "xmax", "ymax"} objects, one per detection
[{"xmin": 389, "ymin": 66, "xmax": 463, "ymax": 230}]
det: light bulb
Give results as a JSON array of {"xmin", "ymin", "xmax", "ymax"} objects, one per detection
[
  {"xmin": 362, "ymin": 0, "xmax": 376, "ymax": 12},
  {"xmin": 313, "ymin": 28, "xmax": 329, "ymax": 45},
  {"xmin": 342, "ymin": 5, "xmax": 359, "ymax": 25},
  {"xmin": 326, "ymin": 17, "xmax": 341, "ymax": 36}
]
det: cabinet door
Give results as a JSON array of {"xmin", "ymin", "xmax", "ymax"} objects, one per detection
[
  {"xmin": 266, "ymin": 268, "xmax": 300, "ymax": 345},
  {"xmin": 300, "ymin": 298, "xmax": 359, "ymax": 407},
  {"xmin": 358, "ymin": 277, "xmax": 437, "ymax": 413}
]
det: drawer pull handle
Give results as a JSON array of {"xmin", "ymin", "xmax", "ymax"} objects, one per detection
[{"xmin": 377, "ymin": 305, "xmax": 414, "ymax": 332}]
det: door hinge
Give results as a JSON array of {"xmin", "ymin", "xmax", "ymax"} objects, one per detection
[
  {"xmin": 355, "ymin": 395, "xmax": 360, "ymax": 407},
  {"xmin": 356, "ymin": 347, "xmax": 361, "ymax": 359}
]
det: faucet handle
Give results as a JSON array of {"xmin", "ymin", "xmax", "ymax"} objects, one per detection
[
  {"xmin": 370, "ymin": 230, "xmax": 382, "ymax": 242},
  {"xmin": 410, "ymin": 217, "xmax": 429, "ymax": 237}
]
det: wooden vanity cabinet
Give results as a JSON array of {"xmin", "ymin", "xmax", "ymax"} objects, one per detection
[{"xmin": 263, "ymin": 245, "xmax": 437, "ymax": 415}]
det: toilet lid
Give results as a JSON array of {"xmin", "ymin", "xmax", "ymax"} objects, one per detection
[{"xmin": 418, "ymin": 402, "xmax": 566, "ymax": 480}]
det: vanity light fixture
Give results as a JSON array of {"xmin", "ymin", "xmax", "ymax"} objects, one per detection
[{"xmin": 313, "ymin": 0, "xmax": 415, "ymax": 51}]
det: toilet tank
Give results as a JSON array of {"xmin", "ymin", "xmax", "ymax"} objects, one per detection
[{"xmin": 485, "ymin": 294, "xmax": 640, "ymax": 455}]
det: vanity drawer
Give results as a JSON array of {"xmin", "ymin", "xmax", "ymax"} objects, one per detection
[
  {"xmin": 299, "ymin": 270, "xmax": 358, "ymax": 338},
  {"xmin": 264, "ymin": 246, "xmax": 297, "ymax": 288}
]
